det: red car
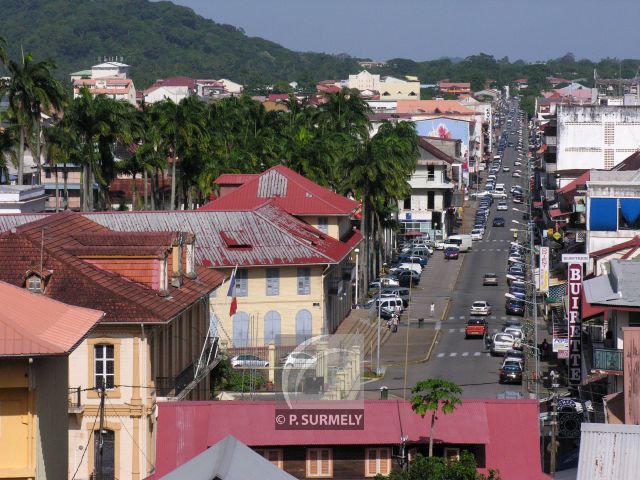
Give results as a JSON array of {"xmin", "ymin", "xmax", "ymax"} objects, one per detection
[{"xmin": 444, "ymin": 247, "xmax": 459, "ymax": 259}]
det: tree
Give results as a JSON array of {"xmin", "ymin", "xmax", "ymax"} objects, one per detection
[
  {"xmin": 410, "ymin": 379, "xmax": 462, "ymax": 458},
  {"xmin": 6, "ymin": 52, "xmax": 64, "ymax": 185},
  {"xmin": 379, "ymin": 451, "xmax": 500, "ymax": 480}
]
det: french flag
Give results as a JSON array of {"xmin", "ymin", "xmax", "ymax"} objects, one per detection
[{"xmin": 227, "ymin": 266, "xmax": 238, "ymax": 316}]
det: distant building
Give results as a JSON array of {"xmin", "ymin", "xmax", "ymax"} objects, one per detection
[
  {"xmin": 143, "ymin": 76, "xmax": 197, "ymax": 103},
  {"xmin": 0, "ymin": 185, "xmax": 47, "ymax": 213},
  {"xmin": 348, "ymin": 70, "xmax": 419, "ymax": 100},
  {"xmin": 70, "ymin": 61, "xmax": 131, "ymax": 82},
  {"xmin": 437, "ymin": 80, "xmax": 471, "ymax": 96},
  {"xmin": 73, "ymin": 77, "xmax": 136, "ymax": 105}
]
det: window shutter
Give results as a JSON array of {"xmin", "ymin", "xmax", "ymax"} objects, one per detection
[
  {"xmin": 320, "ymin": 449, "xmax": 330, "ymax": 475},
  {"xmin": 380, "ymin": 448, "xmax": 391, "ymax": 475},
  {"xmin": 308, "ymin": 449, "xmax": 319, "ymax": 476},
  {"xmin": 365, "ymin": 449, "xmax": 376, "ymax": 476},
  {"xmin": 266, "ymin": 268, "xmax": 280, "ymax": 296},
  {"xmin": 267, "ymin": 449, "xmax": 282, "ymax": 467}
]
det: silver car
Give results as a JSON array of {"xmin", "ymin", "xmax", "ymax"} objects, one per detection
[
  {"xmin": 230, "ymin": 354, "xmax": 269, "ymax": 368},
  {"xmin": 491, "ymin": 333, "xmax": 515, "ymax": 355}
]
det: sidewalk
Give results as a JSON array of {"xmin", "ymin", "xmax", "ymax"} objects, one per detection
[{"xmin": 372, "ymin": 199, "xmax": 475, "ymax": 368}]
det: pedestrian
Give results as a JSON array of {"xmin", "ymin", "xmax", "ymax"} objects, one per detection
[
  {"xmin": 386, "ymin": 318, "xmax": 392, "ymax": 331},
  {"xmin": 392, "ymin": 314, "xmax": 399, "ymax": 333},
  {"xmin": 430, "ymin": 302, "xmax": 435, "ymax": 318},
  {"xmin": 541, "ymin": 338, "xmax": 549, "ymax": 361}
]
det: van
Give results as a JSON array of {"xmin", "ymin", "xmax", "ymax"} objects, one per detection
[
  {"xmin": 380, "ymin": 287, "xmax": 411, "ymax": 306},
  {"xmin": 443, "ymin": 234, "xmax": 472, "ymax": 252},
  {"xmin": 368, "ymin": 297, "xmax": 403, "ymax": 314}
]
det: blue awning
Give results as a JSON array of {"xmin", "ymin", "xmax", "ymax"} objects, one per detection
[
  {"xmin": 589, "ymin": 198, "xmax": 617, "ymax": 231},
  {"xmin": 620, "ymin": 198, "xmax": 640, "ymax": 226}
]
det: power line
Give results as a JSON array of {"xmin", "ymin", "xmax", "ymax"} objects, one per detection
[{"xmin": 71, "ymin": 407, "xmax": 100, "ymax": 480}]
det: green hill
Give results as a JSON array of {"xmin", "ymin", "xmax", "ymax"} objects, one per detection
[{"xmin": 0, "ymin": 0, "xmax": 360, "ymax": 89}]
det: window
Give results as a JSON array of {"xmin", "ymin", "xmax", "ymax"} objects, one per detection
[
  {"xmin": 297, "ymin": 267, "xmax": 311, "ymax": 295},
  {"xmin": 306, "ymin": 448, "xmax": 332, "ymax": 478},
  {"xmin": 295, "ymin": 310, "xmax": 313, "ymax": 345},
  {"xmin": 403, "ymin": 197, "xmax": 411, "ymax": 210},
  {"xmin": 427, "ymin": 191, "xmax": 435, "ymax": 210},
  {"xmin": 26, "ymin": 275, "xmax": 43, "ymax": 293},
  {"xmin": 232, "ymin": 312, "xmax": 250, "ymax": 348},
  {"xmin": 444, "ymin": 448, "xmax": 460, "ymax": 462},
  {"xmin": 94, "ymin": 345, "xmax": 115, "ymax": 389},
  {"xmin": 604, "ymin": 122, "xmax": 615, "ymax": 145},
  {"xmin": 94, "ymin": 429, "xmax": 115, "ymax": 480},
  {"xmin": 45, "ymin": 169, "xmax": 51, "ymax": 179},
  {"xmin": 264, "ymin": 311, "xmax": 282, "ymax": 345},
  {"xmin": 266, "ymin": 268, "xmax": 280, "ymax": 296},
  {"xmin": 255, "ymin": 449, "xmax": 283, "ymax": 469},
  {"xmin": 236, "ymin": 269, "xmax": 248, "ymax": 297},
  {"xmin": 365, "ymin": 448, "xmax": 391, "ymax": 477},
  {"xmin": 317, "ymin": 217, "xmax": 329, "ymax": 234},
  {"xmin": 427, "ymin": 165, "xmax": 435, "ymax": 181},
  {"xmin": 619, "ymin": 198, "xmax": 640, "ymax": 230}
]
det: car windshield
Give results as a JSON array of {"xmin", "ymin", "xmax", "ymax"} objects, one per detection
[
  {"xmin": 467, "ymin": 319, "xmax": 485, "ymax": 325},
  {"xmin": 495, "ymin": 334, "xmax": 513, "ymax": 342},
  {"xmin": 485, "ymin": 273, "xmax": 497, "ymax": 278},
  {"xmin": 472, "ymin": 302, "xmax": 486, "ymax": 308},
  {"xmin": 503, "ymin": 363, "xmax": 522, "ymax": 372}
]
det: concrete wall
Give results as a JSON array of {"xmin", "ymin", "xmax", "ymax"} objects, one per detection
[{"xmin": 557, "ymin": 105, "xmax": 640, "ymax": 172}]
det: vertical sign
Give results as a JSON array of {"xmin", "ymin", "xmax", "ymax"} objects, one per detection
[
  {"xmin": 539, "ymin": 246, "xmax": 549, "ymax": 293},
  {"xmin": 567, "ymin": 263, "xmax": 583, "ymax": 384}
]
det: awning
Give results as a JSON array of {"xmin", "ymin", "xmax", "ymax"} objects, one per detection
[{"xmin": 549, "ymin": 208, "xmax": 571, "ymax": 218}]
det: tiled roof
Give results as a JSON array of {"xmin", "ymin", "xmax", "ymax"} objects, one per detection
[
  {"xmin": 85, "ymin": 203, "xmax": 361, "ymax": 267},
  {"xmin": 153, "ymin": 400, "xmax": 548, "ymax": 480},
  {"xmin": 202, "ymin": 165, "xmax": 359, "ymax": 216},
  {"xmin": 0, "ymin": 281, "xmax": 102, "ymax": 356},
  {"xmin": 144, "ymin": 76, "xmax": 196, "ymax": 95},
  {"xmin": 396, "ymin": 100, "xmax": 476, "ymax": 115},
  {"xmin": 0, "ymin": 211, "xmax": 224, "ymax": 324}
]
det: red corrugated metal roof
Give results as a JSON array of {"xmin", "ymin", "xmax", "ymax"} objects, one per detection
[
  {"xmin": 557, "ymin": 170, "xmax": 590, "ymax": 195},
  {"xmin": 590, "ymin": 236, "xmax": 640, "ymax": 258},
  {"xmin": 0, "ymin": 281, "xmax": 102, "ymax": 356},
  {"xmin": 153, "ymin": 399, "xmax": 547, "ymax": 480},
  {"xmin": 202, "ymin": 165, "xmax": 359, "ymax": 216},
  {"xmin": 549, "ymin": 208, "xmax": 571, "ymax": 218}
]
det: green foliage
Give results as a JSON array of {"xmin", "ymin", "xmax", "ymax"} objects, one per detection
[
  {"xmin": 411, "ymin": 379, "xmax": 462, "ymax": 418},
  {"xmin": 211, "ymin": 357, "xmax": 265, "ymax": 393},
  {"xmin": 0, "ymin": 0, "xmax": 361, "ymax": 89},
  {"xmin": 377, "ymin": 452, "xmax": 501, "ymax": 480}
]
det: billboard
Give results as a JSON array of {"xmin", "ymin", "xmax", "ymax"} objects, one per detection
[
  {"xmin": 414, "ymin": 117, "xmax": 470, "ymax": 160},
  {"xmin": 567, "ymin": 264, "xmax": 583, "ymax": 384}
]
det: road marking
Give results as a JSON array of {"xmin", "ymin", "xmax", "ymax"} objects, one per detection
[
  {"xmin": 448, "ymin": 328, "xmax": 455, "ymax": 333},
  {"xmin": 489, "ymin": 249, "xmax": 494, "ymax": 251},
  {"xmin": 462, "ymin": 352, "xmax": 469, "ymax": 357},
  {"xmin": 501, "ymin": 316, "xmax": 507, "ymax": 320},
  {"xmin": 437, "ymin": 353, "xmax": 445, "ymax": 358},
  {"xmin": 459, "ymin": 316, "xmax": 465, "ymax": 319},
  {"xmin": 450, "ymin": 352, "xmax": 457, "ymax": 357},
  {"xmin": 448, "ymin": 316, "xmax": 455, "ymax": 320},
  {"xmin": 474, "ymin": 352, "xmax": 482, "ymax": 356},
  {"xmin": 486, "ymin": 353, "xmax": 491, "ymax": 357},
  {"xmin": 435, "ymin": 321, "xmax": 441, "ymax": 331}
]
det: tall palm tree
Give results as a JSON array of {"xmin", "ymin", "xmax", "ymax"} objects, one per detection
[
  {"xmin": 6, "ymin": 52, "xmax": 64, "ymax": 185},
  {"xmin": 44, "ymin": 121, "xmax": 80, "ymax": 211}
]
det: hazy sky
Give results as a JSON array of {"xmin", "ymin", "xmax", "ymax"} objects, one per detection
[{"xmin": 170, "ymin": 0, "xmax": 640, "ymax": 62}]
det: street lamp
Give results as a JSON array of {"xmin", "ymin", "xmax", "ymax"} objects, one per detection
[{"xmin": 354, "ymin": 248, "xmax": 360, "ymax": 305}]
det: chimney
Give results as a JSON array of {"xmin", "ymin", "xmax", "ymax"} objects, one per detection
[
  {"xmin": 184, "ymin": 238, "xmax": 197, "ymax": 279},
  {"xmin": 171, "ymin": 233, "xmax": 184, "ymax": 288}
]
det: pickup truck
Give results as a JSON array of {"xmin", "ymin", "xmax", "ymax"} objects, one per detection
[{"xmin": 465, "ymin": 318, "xmax": 488, "ymax": 339}]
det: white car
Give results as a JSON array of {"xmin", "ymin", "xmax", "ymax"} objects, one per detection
[
  {"xmin": 497, "ymin": 202, "xmax": 508, "ymax": 211},
  {"xmin": 284, "ymin": 351, "xmax": 317, "ymax": 368},
  {"xmin": 398, "ymin": 262, "xmax": 422, "ymax": 275},
  {"xmin": 502, "ymin": 166, "xmax": 510, "ymax": 172},
  {"xmin": 503, "ymin": 326, "xmax": 523, "ymax": 340},
  {"xmin": 512, "ymin": 171, "xmax": 521, "ymax": 178},
  {"xmin": 491, "ymin": 333, "xmax": 515, "ymax": 355},
  {"xmin": 491, "ymin": 191, "xmax": 507, "ymax": 199},
  {"xmin": 471, "ymin": 229, "xmax": 484, "ymax": 241},
  {"xmin": 470, "ymin": 301, "xmax": 492, "ymax": 316},
  {"xmin": 369, "ymin": 277, "xmax": 399, "ymax": 289},
  {"xmin": 231, "ymin": 354, "xmax": 269, "ymax": 368},
  {"xmin": 434, "ymin": 240, "xmax": 447, "ymax": 250}
]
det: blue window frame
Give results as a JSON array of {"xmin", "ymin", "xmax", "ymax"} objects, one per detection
[
  {"xmin": 232, "ymin": 312, "xmax": 250, "ymax": 347},
  {"xmin": 295, "ymin": 310, "xmax": 313, "ymax": 345},
  {"xmin": 266, "ymin": 268, "xmax": 280, "ymax": 296},
  {"xmin": 297, "ymin": 267, "xmax": 311, "ymax": 295},
  {"xmin": 236, "ymin": 269, "xmax": 248, "ymax": 297},
  {"xmin": 264, "ymin": 311, "xmax": 282, "ymax": 345}
]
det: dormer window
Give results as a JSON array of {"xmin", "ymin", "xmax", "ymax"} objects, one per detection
[{"xmin": 26, "ymin": 275, "xmax": 43, "ymax": 293}]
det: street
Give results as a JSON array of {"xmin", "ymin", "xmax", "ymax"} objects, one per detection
[{"xmin": 369, "ymin": 108, "xmax": 534, "ymax": 400}]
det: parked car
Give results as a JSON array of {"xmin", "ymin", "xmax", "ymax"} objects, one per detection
[
  {"xmin": 465, "ymin": 318, "xmax": 488, "ymax": 339},
  {"xmin": 490, "ymin": 333, "xmax": 515, "ymax": 355},
  {"xmin": 399, "ymin": 255, "xmax": 428, "ymax": 267},
  {"xmin": 393, "ymin": 270, "xmax": 421, "ymax": 286},
  {"xmin": 493, "ymin": 217, "xmax": 505, "ymax": 227},
  {"xmin": 483, "ymin": 273, "xmax": 498, "ymax": 286},
  {"xmin": 444, "ymin": 247, "xmax": 459, "ymax": 260},
  {"xmin": 284, "ymin": 352, "xmax": 317, "ymax": 368},
  {"xmin": 231, "ymin": 354, "xmax": 269, "ymax": 368},
  {"xmin": 505, "ymin": 299, "xmax": 525, "ymax": 316},
  {"xmin": 369, "ymin": 277, "xmax": 399, "ymax": 289},
  {"xmin": 499, "ymin": 362, "xmax": 523, "ymax": 384},
  {"xmin": 470, "ymin": 301, "xmax": 491, "ymax": 316},
  {"xmin": 471, "ymin": 229, "xmax": 484, "ymax": 241},
  {"xmin": 380, "ymin": 287, "xmax": 411, "ymax": 307}
]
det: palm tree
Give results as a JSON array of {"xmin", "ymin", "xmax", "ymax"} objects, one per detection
[
  {"xmin": 6, "ymin": 52, "xmax": 64, "ymax": 185},
  {"xmin": 43, "ymin": 121, "xmax": 81, "ymax": 211},
  {"xmin": 410, "ymin": 379, "xmax": 462, "ymax": 458},
  {"xmin": 156, "ymin": 97, "xmax": 206, "ymax": 209},
  {"xmin": 345, "ymin": 120, "xmax": 419, "ymax": 301}
]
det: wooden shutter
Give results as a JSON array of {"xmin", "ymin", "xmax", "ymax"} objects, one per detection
[
  {"xmin": 307, "ymin": 449, "xmax": 319, "ymax": 476},
  {"xmin": 365, "ymin": 448, "xmax": 390, "ymax": 477},
  {"xmin": 379, "ymin": 448, "xmax": 391, "ymax": 475},
  {"xmin": 365, "ymin": 448, "xmax": 377, "ymax": 477},
  {"xmin": 320, "ymin": 449, "xmax": 331, "ymax": 476},
  {"xmin": 267, "ymin": 449, "xmax": 282, "ymax": 468}
]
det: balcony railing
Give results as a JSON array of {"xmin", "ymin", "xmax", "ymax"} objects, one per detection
[
  {"xmin": 592, "ymin": 347, "xmax": 623, "ymax": 374},
  {"xmin": 68, "ymin": 386, "xmax": 84, "ymax": 414}
]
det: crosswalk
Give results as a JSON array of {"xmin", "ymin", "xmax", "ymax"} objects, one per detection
[
  {"xmin": 448, "ymin": 315, "xmax": 521, "ymax": 321},
  {"xmin": 476, "ymin": 248, "xmax": 509, "ymax": 252},
  {"xmin": 436, "ymin": 352, "xmax": 492, "ymax": 358},
  {"xmin": 446, "ymin": 327, "xmax": 504, "ymax": 334}
]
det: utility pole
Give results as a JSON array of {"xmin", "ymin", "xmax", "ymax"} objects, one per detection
[
  {"xmin": 549, "ymin": 372, "xmax": 559, "ymax": 475},
  {"xmin": 96, "ymin": 384, "xmax": 106, "ymax": 480}
]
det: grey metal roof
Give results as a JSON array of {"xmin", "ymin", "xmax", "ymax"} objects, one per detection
[
  {"xmin": 583, "ymin": 259, "xmax": 640, "ymax": 307},
  {"xmin": 159, "ymin": 435, "xmax": 296, "ymax": 480},
  {"xmin": 577, "ymin": 423, "xmax": 640, "ymax": 480}
]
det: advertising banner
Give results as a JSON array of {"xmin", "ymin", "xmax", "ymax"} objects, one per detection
[
  {"xmin": 539, "ymin": 246, "xmax": 549, "ymax": 293},
  {"xmin": 567, "ymin": 263, "xmax": 583, "ymax": 384}
]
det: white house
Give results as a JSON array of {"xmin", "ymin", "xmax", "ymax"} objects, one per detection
[
  {"xmin": 218, "ymin": 78, "xmax": 244, "ymax": 95},
  {"xmin": 143, "ymin": 76, "xmax": 196, "ymax": 104},
  {"xmin": 557, "ymin": 105, "xmax": 640, "ymax": 178},
  {"xmin": 348, "ymin": 70, "xmax": 380, "ymax": 92},
  {"xmin": 73, "ymin": 77, "xmax": 137, "ymax": 105}
]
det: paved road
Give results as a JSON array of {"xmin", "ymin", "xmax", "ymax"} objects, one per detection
[{"xmin": 370, "ymin": 106, "xmax": 533, "ymax": 400}]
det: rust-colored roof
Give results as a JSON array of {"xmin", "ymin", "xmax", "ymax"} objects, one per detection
[
  {"xmin": 213, "ymin": 173, "xmax": 259, "ymax": 186},
  {"xmin": 202, "ymin": 165, "xmax": 359, "ymax": 216},
  {"xmin": 418, "ymin": 137, "xmax": 457, "ymax": 164},
  {"xmin": 0, "ymin": 281, "xmax": 102, "ymax": 356},
  {"xmin": 0, "ymin": 211, "xmax": 225, "ymax": 324}
]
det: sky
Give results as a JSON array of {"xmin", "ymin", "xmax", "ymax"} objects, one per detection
[{"xmin": 169, "ymin": 0, "xmax": 640, "ymax": 62}]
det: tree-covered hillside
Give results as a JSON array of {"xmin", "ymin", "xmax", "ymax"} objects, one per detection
[{"xmin": 0, "ymin": 0, "xmax": 361, "ymax": 88}]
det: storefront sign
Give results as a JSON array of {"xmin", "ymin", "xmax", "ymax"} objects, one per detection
[
  {"xmin": 539, "ymin": 246, "xmax": 549, "ymax": 293},
  {"xmin": 567, "ymin": 263, "xmax": 583, "ymax": 384},
  {"xmin": 562, "ymin": 254, "xmax": 589, "ymax": 263}
]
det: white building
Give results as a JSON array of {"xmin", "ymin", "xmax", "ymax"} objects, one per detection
[
  {"xmin": 557, "ymin": 105, "xmax": 640, "ymax": 178},
  {"xmin": 73, "ymin": 77, "xmax": 137, "ymax": 105},
  {"xmin": 143, "ymin": 76, "xmax": 196, "ymax": 104},
  {"xmin": 348, "ymin": 70, "xmax": 380, "ymax": 92},
  {"xmin": 90, "ymin": 61, "xmax": 130, "ymax": 79},
  {"xmin": 0, "ymin": 185, "xmax": 47, "ymax": 213},
  {"xmin": 218, "ymin": 78, "xmax": 244, "ymax": 95}
]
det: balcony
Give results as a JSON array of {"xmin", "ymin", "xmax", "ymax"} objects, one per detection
[
  {"xmin": 68, "ymin": 386, "xmax": 84, "ymax": 415},
  {"xmin": 591, "ymin": 347, "xmax": 623, "ymax": 375}
]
